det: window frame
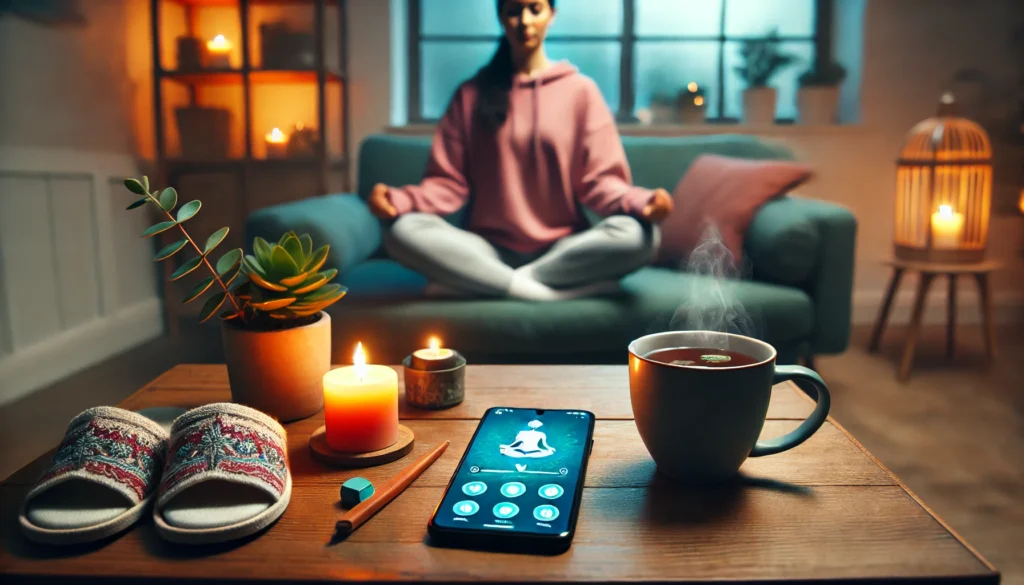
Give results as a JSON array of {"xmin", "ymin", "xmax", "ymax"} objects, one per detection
[{"xmin": 407, "ymin": 0, "xmax": 832, "ymax": 124}]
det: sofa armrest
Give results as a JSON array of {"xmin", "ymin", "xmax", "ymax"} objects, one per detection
[
  {"xmin": 245, "ymin": 193, "xmax": 382, "ymax": 274},
  {"xmin": 745, "ymin": 196, "xmax": 857, "ymax": 355}
]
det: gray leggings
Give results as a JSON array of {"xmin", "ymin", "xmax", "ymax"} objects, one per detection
[{"xmin": 383, "ymin": 213, "xmax": 659, "ymax": 296}]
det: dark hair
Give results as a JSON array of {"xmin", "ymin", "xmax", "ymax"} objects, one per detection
[{"xmin": 474, "ymin": 0, "xmax": 555, "ymax": 131}]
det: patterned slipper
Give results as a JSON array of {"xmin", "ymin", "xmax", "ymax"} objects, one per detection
[
  {"xmin": 19, "ymin": 407, "xmax": 169, "ymax": 545},
  {"xmin": 153, "ymin": 403, "xmax": 291, "ymax": 544}
]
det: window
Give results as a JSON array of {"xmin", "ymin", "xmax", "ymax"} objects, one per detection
[{"xmin": 408, "ymin": 0, "xmax": 829, "ymax": 123}]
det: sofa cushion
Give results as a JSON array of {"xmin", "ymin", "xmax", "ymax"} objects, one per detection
[
  {"xmin": 341, "ymin": 259, "xmax": 428, "ymax": 300},
  {"xmin": 622, "ymin": 135, "xmax": 796, "ymax": 195},
  {"xmin": 744, "ymin": 197, "xmax": 821, "ymax": 285},
  {"xmin": 657, "ymin": 155, "xmax": 813, "ymax": 267},
  {"xmin": 329, "ymin": 264, "xmax": 813, "ymax": 363}
]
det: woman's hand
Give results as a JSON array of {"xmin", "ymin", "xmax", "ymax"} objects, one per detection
[
  {"xmin": 369, "ymin": 183, "xmax": 398, "ymax": 219},
  {"xmin": 641, "ymin": 188, "xmax": 674, "ymax": 223}
]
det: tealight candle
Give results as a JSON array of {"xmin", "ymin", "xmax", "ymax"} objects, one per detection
[
  {"xmin": 931, "ymin": 204, "xmax": 964, "ymax": 249},
  {"xmin": 323, "ymin": 343, "xmax": 399, "ymax": 453},
  {"xmin": 206, "ymin": 34, "xmax": 232, "ymax": 69},
  {"xmin": 265, "ymin": 127, "xmax": 289, "ymax": 159},
  {"xmin": 410, "ymin": 337, "xmax": 458, "ymax": 371}
]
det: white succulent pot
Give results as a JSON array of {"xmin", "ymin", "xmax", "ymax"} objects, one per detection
[
  {"xmin": 797, "ymin": 86, "xmax": 840, "ymax": 125},
  {"xmin": 222, "ymin": 311, "xmax": 331, "ymax": 422},
  {"xmin": 742, "ymin": 87, "xmax": 777, "ymax": 124}
]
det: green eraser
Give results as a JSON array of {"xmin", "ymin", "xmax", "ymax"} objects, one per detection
[{"xmin": 341, "ymin": 477, "xmax": 375, "ymax": 508}]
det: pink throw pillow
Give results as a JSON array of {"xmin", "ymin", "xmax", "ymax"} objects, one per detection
[{"xmin": 656, "ymin": 154, "xmax": 813, "ymax": 267}]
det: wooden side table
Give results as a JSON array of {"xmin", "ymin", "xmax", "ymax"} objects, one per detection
[{"xmin": 869, "ymin": 258, "xmax": 1000, "ymax": 382}]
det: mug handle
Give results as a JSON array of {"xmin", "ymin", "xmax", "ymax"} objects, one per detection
[{"xmin": 749, "ymin": 365, "xmax": 831, "ymax": 457}]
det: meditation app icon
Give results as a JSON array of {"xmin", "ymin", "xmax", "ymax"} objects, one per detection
[{"xmin": 500, "ymin": 420, "xmax": 557, "ymax": 459}]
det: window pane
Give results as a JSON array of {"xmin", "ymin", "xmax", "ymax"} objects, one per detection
[
  {"xmin": 724, "ymin": 0, "xmax": 815, "ymax": 37},
  {"xmin": 722, "ymin": 40, "xmax": 812, "ymax": 119},
  {"xmin": 548, "ymin": 0, "xmax": 622, "ymax": 36},
  {"xmin": 421, "ymin": 0, "xmax": 500, "ymax": 36},
  {"xmin": 420, "ymin": 41, "xmax": 494, "ymax": 119},
  {"xmin": 635, "ymin": 41, "xmax": 720, "ymax": 118},
  {"xmin": 546, "ymin": 41, "xmax": 621, "ymax": 113},
  {"xmin": 635, "ymin": 0, "xmax": 723, "ymax": 37}
]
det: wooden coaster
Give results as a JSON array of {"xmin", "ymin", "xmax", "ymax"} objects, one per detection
[{"xmin": 309, "ymin": 425, "xmax": 415, "ymax": 468}]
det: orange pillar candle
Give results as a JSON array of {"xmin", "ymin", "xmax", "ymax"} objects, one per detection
[{"xmin": 323, "ymin": 343, "xmax": 399, "ymax": 453}]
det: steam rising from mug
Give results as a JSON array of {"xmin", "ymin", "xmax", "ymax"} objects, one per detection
[{"xmin": 669, "ymin": 224, "xmax": 757, "ymax": 347}]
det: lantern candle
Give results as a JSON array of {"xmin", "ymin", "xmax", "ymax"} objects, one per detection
[
  {"xmin": 323, "ymin": 343, "xmax": 399, "ymax": 453},
  {"xmin": 265, "ymin": 127, "xmax": 289, "ymax": 159},
  {"xmin": 206, "ymin": 34, "xmax": 232, "ymax": 68},
  {"xmin": 931, "ymin": 204, "xmax": 965, "ymax": 249},
  {"xmin": 410, "ymin": 337, "xmax": 459, "ymax": 371}
]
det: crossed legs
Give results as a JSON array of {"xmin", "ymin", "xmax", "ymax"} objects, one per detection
[{"xmin": 383, "ymin": 213, "xmax": 658, "ymax": 300}]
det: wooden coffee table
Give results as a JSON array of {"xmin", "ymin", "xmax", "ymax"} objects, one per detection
[{"xmin": 0, "ymin": 365, "xmax": 999, "ymax": 584}]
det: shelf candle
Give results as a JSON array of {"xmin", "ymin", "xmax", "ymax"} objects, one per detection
[
  {"xmin": 323, "ymin": 343, "xmax": 399, "ymax": 453},
  {"xmin": 931, "ymin": 204, "xmax": 965, "ymax": 249},
  {"xmin": 206, "ymin": 34, "xmax": 232, "ymax": 68},
  {"xmin": 265, "ymin": 127, "xmax": 289, "ymax": 159},
  {"xmin": 410, "ymin": 337, "xmax": 458, "ymax": 371}
]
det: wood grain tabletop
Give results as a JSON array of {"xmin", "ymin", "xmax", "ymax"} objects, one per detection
[{"xmin": 0, "ymin": 365, "xmax": 999, "ymax": 584}]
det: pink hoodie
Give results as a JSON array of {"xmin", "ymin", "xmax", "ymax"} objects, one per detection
[{"xmin": 387, "ymin": 62, "xmax": 653, "ymax": 253}]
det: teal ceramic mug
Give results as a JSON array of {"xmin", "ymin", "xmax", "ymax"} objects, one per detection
[{"xmin": 628, "ymin": 331, "xmax": 831, "ymax": 484}]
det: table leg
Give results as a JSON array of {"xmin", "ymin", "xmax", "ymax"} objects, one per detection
[
  {"xmin": 974, "ymin": 273, "xmax": 996, "ymax": 366},
  {"xmin": 869, "ymin": 267, "xmax": 904, "ymax": 353},
  {"xmin": 946, "ymin": 274, "xmax": 957, "ymax": 360},
  {"xmin": 899, "ymin": 272, "xmax": 934, "ymax": 383}
]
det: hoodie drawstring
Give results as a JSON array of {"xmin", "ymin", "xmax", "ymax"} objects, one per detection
[{"xmin": 533, "ymin": 77, "xmax": 541, "ymax": 171}]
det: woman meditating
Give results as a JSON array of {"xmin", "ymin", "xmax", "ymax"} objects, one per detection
[{"xmin": 369, "ymin": 0, "xmax": 673, "ymax": 301}]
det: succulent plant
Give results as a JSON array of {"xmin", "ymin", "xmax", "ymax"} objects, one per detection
[
  {"xmin": 734, "ymin": 29, "xmax": 798, "ymax": 88},
  {"xmin": 124, "ymin": 176, "xmax": 346, "ymax": 329},
  {"xmin": 238, "ymin": 232, "xmax": 347, "ymax": 320}
]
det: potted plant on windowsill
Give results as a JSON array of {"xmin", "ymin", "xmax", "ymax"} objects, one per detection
[
  {"xmin": 797, "ymin": 60, "xmax": 847, "ymax": 125},
  {"xmin": 124, "ymin": 177, "xmax": 346, "ymax": 422},
  {"xmin": 734, "ymin": 29, "xmax": 797, "ymax": 124}
]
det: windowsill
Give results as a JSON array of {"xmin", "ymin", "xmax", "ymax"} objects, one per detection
[{"xmin": 386, "ymin": 123, "xmax": 869, "ymax": 137}]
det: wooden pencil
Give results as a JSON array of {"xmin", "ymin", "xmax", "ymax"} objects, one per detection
[{"xmin": 331, "ymin": 440, "xmax": 450, "ymax": 542}]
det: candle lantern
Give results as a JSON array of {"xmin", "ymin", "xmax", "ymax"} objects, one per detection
[
  {"xmin": 403, "ymin": 337, "xmax": 466, "ymax": 410},
  {"xmin": 894, "ymin": 92, "xmax": 992, "ymax": 264}
]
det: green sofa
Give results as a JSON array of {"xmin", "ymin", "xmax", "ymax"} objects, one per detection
[{"xmin": 246, "ymin": 134, "xmax": 856, "ymax": 365}]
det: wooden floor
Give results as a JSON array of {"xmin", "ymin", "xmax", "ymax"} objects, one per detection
[{"xmin": 1, "ymin": 321, "xmax": 1021, "ymax": 584}]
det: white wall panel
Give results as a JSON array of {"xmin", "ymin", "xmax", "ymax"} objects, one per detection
[
  {"xmin": 50, "ymin": 176, "xmax": 102, "ymax": 329},
  {"xmin": 0, "ymin": 175, "xmax": 63, "ymax": 349}
]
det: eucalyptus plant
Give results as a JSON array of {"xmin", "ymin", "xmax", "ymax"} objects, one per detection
[
  {"xmin": 123, "ymin": 176, "xmax": 345, "ymax": 328},
  {"xmin": 734, "ymin": 29, "xmax": 797, "ymax": 88}
]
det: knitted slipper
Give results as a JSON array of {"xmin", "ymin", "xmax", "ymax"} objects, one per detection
[
  {"xmin": 19, "ymin": 407, "xmax": 169, "ymax": 545},
  {"xmin": 153, "ymin": 403, "xmax": 291, "ymax": 544}
]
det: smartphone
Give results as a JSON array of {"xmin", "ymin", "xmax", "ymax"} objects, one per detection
[{"xmin": 427, "ymin": 407, "xmax": 596, "ymax": 555}]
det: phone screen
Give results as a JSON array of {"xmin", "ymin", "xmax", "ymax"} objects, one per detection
[{"xmin": 433, "ymin": 408, "xmax": 593, "ymax": 537}]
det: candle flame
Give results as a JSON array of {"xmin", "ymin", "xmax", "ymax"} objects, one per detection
[
  {"xmin": 429, "ymin": 337, "xmax": 440, "ymax": 351},
  {"xmin": 353, "ymin": 342, "xmax": 366, "ymax": 379},
  {"xmin": 938, "ymin": 204, "xmax": 954, "ymax": 218},
  {"xmin": 266, "ymin": 127, "xmax": 287, "ymax": 144},
  {"xmin": 687, "ymin": 81, "xmax": 698, "ymax": 92},
  {"xmin": 207, "ymin": 34, "xmax": 232, "ymax": 52}
]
